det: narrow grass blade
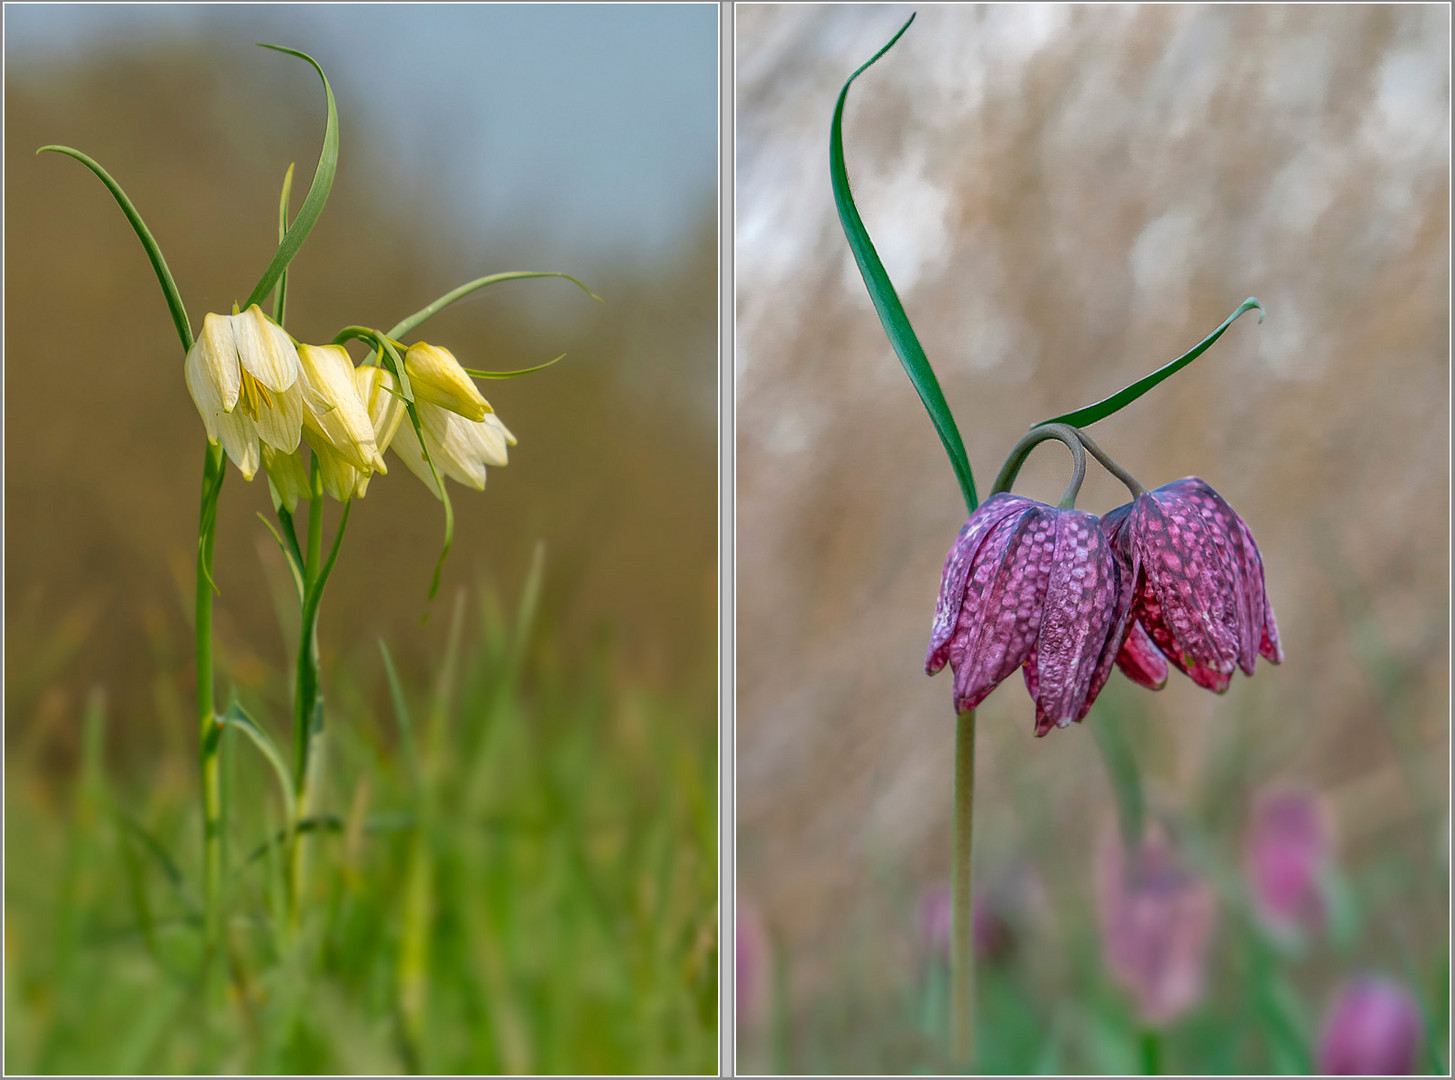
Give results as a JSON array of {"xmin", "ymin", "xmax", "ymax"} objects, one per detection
[
  {"xmin": 378, "ymin": 639, "xmax": 420, "ymax": 784},
  {"xmin": 244, "ymin": 46, "xmax": 338, "ymax": 310},
  {"xmin": 220, "ymin": 702, "xmax": 298, "ymax": 826},
  {"xmin": 273, "ymin": 162, "xmax": 296, "ymax": 324},
  {"xmin": 37, "ymin": 145, "xmax": 193, "ymax": 351},
  {"xmin": 385, "ymin": 272, "xmax": 601, "ymax": 341},
  {"xmin": 830, "ymin": 14, "xmax": 978, "ymax": 514},
  {"xmin": 1033, "ymin": 298, "xmax": 1263, "ymax": 429},
  {"xmin": 255, "ymin": 511, "xmax": 306, "ymax": 604}
]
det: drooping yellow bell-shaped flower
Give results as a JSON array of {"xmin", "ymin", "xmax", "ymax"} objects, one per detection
[
  {"xmin": 352, "ymin": 365, "xmax": 407, "ymax": 498},
  {"xmin": 184, "ymin": 305, "xmax": 312, "ymax": 479},
  {"xmin": 296, "ymin": 344, "xmax": 383, "ymax": 474},
  {"xmin": 402, "ymin": 342, "xmax": 491, "ymax": 422},
  {"xmin": 392, "ymin": 399, "xmax": 516, "ymax": 498}
]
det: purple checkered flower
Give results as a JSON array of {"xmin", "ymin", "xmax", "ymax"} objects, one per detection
[
  {"xmin": 1102, "ymin": 478, "xmax": 1281, "ymax": 694},
  {"xmin": 1317, "ymin": 977, "xmax": 1424, "ymax": 1075},
  {"xmin": 927, "ymin": 493, "xmax": 1133, "ymax": 735}
]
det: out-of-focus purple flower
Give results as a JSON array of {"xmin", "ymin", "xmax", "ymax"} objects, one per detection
[
  {"xmin": 1103, "ymin": 478, "xmax": 1280, "ymax": 694},
  {"xmin": 927, "ymin": 493, "xmax": 1133, "ymax": 735},
  {"xmin": 1096, "ymin": 826, "xmax": 1217, "ymax": 1027},
  {"xmin": 1243, "ymin": 785, "xmax": 1333, "ymax": 933},
  {"xmin": 737, "ymin": 902, "xmax": 769, "ymax": 1030},
  {"xmin": 1316, "ymin": 976, "xmax": 1424, "ymax": 1075}
]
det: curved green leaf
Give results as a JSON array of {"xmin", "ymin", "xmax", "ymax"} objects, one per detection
[
  {"xmin": 37, "ymin": 145, "xmax": 193, "ymax": 351},
  {"xmin": 385, "ymin": 271, "xmax": 601, "ymax": 340},
  {"xmin": 830, "ymin": 14, "xmax": 978, "ymax": 515},
  {"xmin": 243, "ymin": 45, "xmax": 338, "ymax": 310},
  {"xmin": 220, "ymin": 702, "xmax": 297, "ymax": 826},
  {"xmin": 1032, "ymin": 298, "xmax": 1264, "ymax": 430},
  {"xmin": 463, "ymin": 353, "xmax": 566, "ymax": 379}
]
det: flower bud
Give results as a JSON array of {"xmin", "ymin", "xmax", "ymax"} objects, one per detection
[
  {"xmin": 1316, "ymin": 977, "xmax": 1423, "ymax": 1075},
  {"xmin": 403, "ymin": 342, "xmax": 491, "ymax": 422}
]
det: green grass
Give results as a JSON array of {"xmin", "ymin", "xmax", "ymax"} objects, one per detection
[{"xmin": 4, "ymin": 564, "xmax": 717, "ymax": 1075}]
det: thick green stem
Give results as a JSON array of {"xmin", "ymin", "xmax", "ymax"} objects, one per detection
[
  {"xmin": 196, "ymin": 441, "xmax": 225, "ymax": 947},
  {"xmin": 952, "ymin": 708, "xmax": 977, "ymax": 1066},
  {"xmin": 989, "ymin": 423, "xmax": 1087, "ymax": 508}
]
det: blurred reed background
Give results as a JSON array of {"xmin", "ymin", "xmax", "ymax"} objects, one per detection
[
  {"xmin": 5, "ymin": 5, "xmax": 717, "ymax": 1073},
  {"xmin": 736, "ymin": 4, "xmax": 1448, "ymax": 1074}
]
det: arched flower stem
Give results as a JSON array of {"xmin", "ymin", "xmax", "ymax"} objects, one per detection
[
  {"xmin": 1074, "ymin": 428, "xmax": 1148, "ymax": 498},
  {"xmin": 990, "ymin": 423, "xmax": 1088, "ymax": 509}
]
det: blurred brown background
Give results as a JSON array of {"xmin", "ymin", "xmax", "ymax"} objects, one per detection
[
  {"xmin": 736, "ymin": 0, "xmax": 1447, "ymax": 1022},
  {"xmin": 5, "ymin": 7, "xmax": 717, "ymax": 774}
]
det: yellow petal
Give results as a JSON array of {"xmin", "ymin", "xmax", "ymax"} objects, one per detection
[
  {"xmin": 403, "ymin": 343, "xmax": 489, "ymax": 422},
  {"xmin": 234, "ymin": 306, "xmax": 299, "ymax": 393},
  {"xmin": 261, "ymin": 445, "xmax": 310, "ymax": 513},
  {"xmin": 298, "ymin": 344, "xmax": 378, "ymax": 472}
]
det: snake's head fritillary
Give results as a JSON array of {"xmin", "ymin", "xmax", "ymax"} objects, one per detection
[
  {"xmin": 1106, "ymin": 478, "xmax": 1280, "ymax": 694},
  {"xmin": 927, "ymin": 494, "xmax": 1133, "ymax": 734}
]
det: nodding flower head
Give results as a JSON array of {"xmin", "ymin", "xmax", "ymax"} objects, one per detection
[
  {"xmin": 1102, "ymin": 477, "xmax": 1280, "ymax": 694},
  {"xmin": 927, "ymin": 493, "xmax": 1133, "ymax": 735},
  {"xmin": 184, "ymin": 305, "xmax": 312, "ymax": 480},
  {"xmin": 402, "ymin": 342, "xmax": 491, "ymax": 422}
]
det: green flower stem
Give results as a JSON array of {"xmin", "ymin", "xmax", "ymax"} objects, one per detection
[
  {"xmin": 1074, "ymin": 429, "xmax": 1147, "ymax": 498},
  {"xmin": 196, "ymin": 441, "xmax": 225, "ymax": 947},
  {"xmin": 952, "ymin": 708, "xmax": 977, "ymax": 1067},
  {"xmin": 989, "ymin": 423, "xmax": 1087, "ymax": 508},
  {"xmin": 1140, "ymin": 1028, "xmax": 1161, "ymax": 1075},
  {"xmin": 287, "ymin": 485, "xmax": 351, "ymax": 924}
]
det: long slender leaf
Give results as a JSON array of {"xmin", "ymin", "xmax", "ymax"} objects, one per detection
[
  {"xmin": 830, "ymin": 14, "xmax": 977, "ymax": 515},
  {"xmin": 220, "ymin": 702, "xmax": 297, "ymax": 826},
  {"xmin": 385, "ymin": 271, "xmax": 601, "ymax": 340},
  {"xmin": 243, "ymin": 45, "xmax": 338, "ymax": 310},
  {"xmin": 36, "ymin": 145, "xmax": 193, "ymax": 351},
  {"xmin": 1033, "ymin": 298, "xmax": 1264, "ymax": 429}
]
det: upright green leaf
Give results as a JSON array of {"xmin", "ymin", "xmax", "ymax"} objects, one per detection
[
  {"xmin": 1033, "ymin": 298, "xmax": 1264, "ymax": 429},
  {"xmin": 243, "ymin": 45, "xmax": 338, "ymax": 310},
  {"xmin": 830, "ymin": 14, "xmax": 978, "ymax": 515},
  {"xmin": 36, "ymin": 145, "xmax": 193, "ymax": 351}
]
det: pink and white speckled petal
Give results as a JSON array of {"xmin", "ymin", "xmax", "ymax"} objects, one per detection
[
  {"xmin": 1133, "ymin": 488, "xmax": 1241, "ymax": 687},
  {"xmin": 952, "ymin": 506, "xmax": 1056, "ymax": 713},
  {"xmin": 926, "ymin": 495, "xmax": 1038, "ymax": 675},
  {"xmin": 1029, "ymin": 511, "xmax": 1120, "ymax": 732},
  {"xmin": 1164, "ymin": 478, "xmax": 1261, "ymax": 675},
  {"xmin": 1235, "ymin": 514, "xmax": 1282, "ymax": 664}
]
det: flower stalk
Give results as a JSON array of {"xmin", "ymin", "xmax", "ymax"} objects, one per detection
[
  {"xmin": 196, "ymin": 440, "xmax": 225, "ymax": 948},
  {"xmin": 952, "ymin": 708, "xmax": 977, "ymax": 1066}
]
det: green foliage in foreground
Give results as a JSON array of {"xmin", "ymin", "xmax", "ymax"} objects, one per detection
[{"xmin": 4, "ymin": 570, "xmax": 717, "ymax": 1075}]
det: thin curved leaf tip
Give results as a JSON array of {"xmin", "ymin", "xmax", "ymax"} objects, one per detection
[
  {"xmin": 1033, "ymin": 298, "xmax": 1265, "ymax": 430},
  {"xmin": 831, "ymin": 12, "xmax": 979, "ymax": 515},
  {"xmin": 243, "ymin": 44, "xmax": 338, "ymax": 311}
]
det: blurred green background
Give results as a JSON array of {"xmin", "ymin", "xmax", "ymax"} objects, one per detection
[
  {"xmin": 736, "ymin": 4, "xmax": 1447, "ymax": 1074},
  {"xmin": 5, "ymin": 4, "xmax": 717, "ymax": 1074}
]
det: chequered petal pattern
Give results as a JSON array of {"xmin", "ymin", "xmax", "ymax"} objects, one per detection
[{"xmin": 926, "ymin": 495, "xmax": 1038, "ymax": 675}]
